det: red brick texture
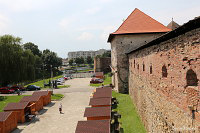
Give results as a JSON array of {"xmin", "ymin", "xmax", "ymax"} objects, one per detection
[{"xmin": 128, "ymin": 28, "xmax": 200, "ymax": 132}]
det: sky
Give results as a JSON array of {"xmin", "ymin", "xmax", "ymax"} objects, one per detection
[{"xmin": 0, "ymin": 0, "xmax": 200, "ymax": 58}]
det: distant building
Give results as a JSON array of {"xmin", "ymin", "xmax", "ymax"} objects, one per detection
[
  {"xmin": 68, "ymin": 49, "xmax": 110, "ymax": 60},
  {"xmin": 62, "ymin": 58, "xmax": 68, "ymax": 66},
  {"xmin": 94, "ymin": 57, "xmax": 111, "ymax": 73},
  {"xmin": 167, "ymin": 19, "xmax": 180, "ymax": 30}
]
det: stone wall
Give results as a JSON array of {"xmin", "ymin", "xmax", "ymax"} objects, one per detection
[
  {"xmin": 94, "ymin": 57, "xmax": 111, "ymax": 73},
  {"xmin": 128, "ymin": 28, "xmax": 200, "ymax": 132},
  {"xmin": 110, "ymin": 33, "xmax": 164, "ymax": 93}
]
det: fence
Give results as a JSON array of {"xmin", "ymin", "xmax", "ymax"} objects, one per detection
[{"xmin": 71, "ymin": 72, "xmax": 94, "ymax": 78}]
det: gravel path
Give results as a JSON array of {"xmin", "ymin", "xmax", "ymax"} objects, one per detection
[{"xmin": 12, "ymin": 78, "xmax": 95, "ymax": 133}]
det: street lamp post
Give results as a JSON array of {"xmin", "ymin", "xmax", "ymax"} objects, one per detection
[{"xmin": 51, "ymin": 65, "xmax": 53, "ymax": 94}]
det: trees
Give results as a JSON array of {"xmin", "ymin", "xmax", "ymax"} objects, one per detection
[
  {"xmin": 23, "ymin": 42, "xmax": 42, "ymax": 57},
  {"xmin": 86, "ymin": 56, "xmax": 93, "ymax": 64},
  {"xmin": 69, "ymin": 59, "xmax": 74, "ymax": 66},
  {"xmin": 0, "ymin": 35, "xmax": 63, "ymax": 86},
  {"xmin": 42, "ymin": 49, "xmax": 62, "ymax": 77},
  {"xmin": 101, "ymin": 51, "xmax": 111, "ymax": 57},
  {"xmin": 0, "ymin": 35, "xmax": 36, "ymax": 86}
]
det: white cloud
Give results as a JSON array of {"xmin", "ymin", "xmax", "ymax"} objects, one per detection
[
  {"xmin": 0, "ymin": 14, "xmax": 10, "ymax": 34},
  {"xmin": 100, "ymin": 25, "xmax": 116, "ymax": 40},
  {"xmin": 59, "ymin": 18, "xmax": 74, "ymax": 30},
  {"xmin": 78, "ymin": 32, "xmax": 94, "ymax": 41},
  {"xmin": 85, "ymin": 7, "xmax": 101, "ymax": 15}
]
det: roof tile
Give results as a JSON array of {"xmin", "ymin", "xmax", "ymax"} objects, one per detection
[
  {"xmin": 108, "ymin": 8, "xmax": 171, "ymax": 42},
  {"xmin": 89, "ymin": 98, "xmax": 111, "ymax": 106},
  {"xmin": 84, "ymin": 107, "xmax": 111, "ymax": 117},
  {"xmin": 0, "ymin": 112, "xmax": 12, "ymax": 122},
  {"xmin": 4, "ymin": 102, "xmax": 29, "ymax": 111},
  {"xmin": 75, "ymin": 120, "xmax": 110, "ymax": 133}
]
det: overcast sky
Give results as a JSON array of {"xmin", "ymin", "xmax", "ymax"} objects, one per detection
[{"xmin": 0, "ymin": 0, "xmax": 199, "ymax": 58}]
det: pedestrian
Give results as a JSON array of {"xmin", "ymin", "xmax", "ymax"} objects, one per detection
[
  {"xmin": 17, "ymin": 89, "xmax": 21, "ymax": 96},
  {"xmin": 59, "ymin": 103, "xmax": 62, "ymax": 114}
]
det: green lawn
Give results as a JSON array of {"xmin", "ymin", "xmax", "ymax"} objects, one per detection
[
  {"xmin": 0, "ymin": 93, "xmax": 64, "ymax": 112},
  {"xmin": 25, "ymin": 75, "xmax": 69, "ymax": 89},
  {"xmin": 51, "ymin": 94, "xmax": 64, "ymax": 100},
  {"xmin": 112, "ymin": 91, "xmax": 146, "ymax": 133},
  {"xmin": 57, "ymin": 85, "xmax": 70, "ymax": 89},
  {"xmin": 0, "ymin": 95, "xmax": 27, "ymax": 112},
  {"xmin": 90, "ymin": 73, "xmax": 111, "ymax": 87},
  {"xmin": 76, "ymin": 69, "xmax": 93, "ymax": 73}
]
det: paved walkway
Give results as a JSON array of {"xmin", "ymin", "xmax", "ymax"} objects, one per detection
[{"xmin": 12, "ymin": 78, "xmax": 95, "ymax": 133}]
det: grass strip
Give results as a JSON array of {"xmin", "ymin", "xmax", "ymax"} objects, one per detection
[{"xmin": 112, "ymin": 91, "xmax": 146, "ymax": 133}]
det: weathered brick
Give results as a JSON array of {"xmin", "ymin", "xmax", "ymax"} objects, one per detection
[{"xmin": 128, "ymin": 28, "xmax": 200, "ymax": 132}]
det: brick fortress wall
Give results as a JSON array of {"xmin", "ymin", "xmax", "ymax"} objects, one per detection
[
  {"xmin": 128, "ymin": 28, "xmax": 200, "ymax": 132},
  {"xmin": 94, "ymin": 57, "xmax": 111, "ymax": 73}
]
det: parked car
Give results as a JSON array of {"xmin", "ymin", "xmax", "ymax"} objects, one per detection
[
  {"xmin": 56, "ymin": 80, "xmax": 63, "ymax": 85},
  {"xmin": 26, "ymin": 85, "xmax": 41, "ymax": 91},
  {"xmin": 57, "ymin": 78, "xmax": 64, "ymax": 84},
  {"xmin": 11, "ymin": 85, "xmax": 25, "ymax": 91},
  {"xmin": 90, "ymin": 78, "xmax": 104, "ymax": 84},
  {"xmin": 64, "ymin": 77, "xmax": 68, "ymax": 80},
  {"xmin": 0, "ymin": 87, "xmax": 15, "ymax": 94}
]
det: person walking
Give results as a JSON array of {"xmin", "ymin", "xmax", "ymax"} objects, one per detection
[
  {"xmin": 17, "ymin": 89, "xmax": 21, "ymax": 96},
  {"xmin": 59, "ymin": 103, "xmax": 62, "ymax": 114}
]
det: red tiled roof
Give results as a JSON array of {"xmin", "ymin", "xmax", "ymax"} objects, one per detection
[
  {"xmin": 96, "ymin": 87, "xmax": 112, "ymax": 92},
  {"xmin": 4, "ymin": 102, "xmax": 29, "ymax": 111},
  {"xmin": 75, "ymin": 120, "xmax": 110, "ymax": 133},
  {"xmin": 108, "ymin": 8, "xmax": 171, "ymax": 42},
  {"xmin": 95, "ymin": 72, "xmax": 104, "ymax": 76},
  {"xmin": 32, "ymin": 91, "xmax": 51, "ymax": 96},
  {"xmin": 89, "ymin": 98, "xmax": 111, "ymax": 106},
  {"xmin": 0, "ymin": 111, "xmax": 12, "ymax": 122},
  {"xmin": 20, "ymin": 95, "xmax": 42, "ymax": 103},
  {"xmin": 84, "ymin": 107, "xmax": 111, "ymax": 117},
  {"xmin": 93, "ymin": 89, "xmax": 112, "ymax": 98}
]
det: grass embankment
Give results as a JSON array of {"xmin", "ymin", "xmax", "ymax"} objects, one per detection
[
  {"xmin": 76, "ymin": 69, "xmax": 93, "ymax": 73},
  {"xmin": 51, "ymin": 94, "xmax": 64, "ymax": 100},
  {"xmin": 57, "ymin": 85, "xmax": 70, "ymax": 89},
  {"xmin": 0, "ymin": 94, "xmax": 64, "ymax": 112},
  {"xmin": 0, "ymin": 95, "xmax": 26, "ymax": 112},
  {"xmin": 112, "ymin": 91, "xmax": 146, "ymax": 133},
  {"xmin": 26, "ymin": 75, "xmax": 70, "ymax": 89},
  {"xmin": 90, "ymin": 73, "xmax": 111, "ymax": 87}
]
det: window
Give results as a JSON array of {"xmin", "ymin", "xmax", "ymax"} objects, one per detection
[
  {"xmin": 162, "ymin": 65, "xmax": 168, "ymax": 78},
  {"xmin": 137, "ymin": 64, "xmax": 139, "ymax": 70},
  {"xmin": 150, "ymin": 65, "xmax": 152, "ymax": 74},
  {"xmin": 186, "ymin": 69, "xmax": 198, "ymax": 86},
  {"xmin": 143, "ymin": 63, "xmax": 145, "ymax": 71},
  {"xmin": 134, "ymin": 60, "xmax": 135, "ymax": 68}
]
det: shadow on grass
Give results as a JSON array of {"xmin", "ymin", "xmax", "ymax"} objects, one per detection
[
  {"xmin": 0, "ymin": 96, "xmax": 7, "ymax": 101},
  {"xmin": 120, "ymin": 128, "xmax": 124, "ymax": 133}
]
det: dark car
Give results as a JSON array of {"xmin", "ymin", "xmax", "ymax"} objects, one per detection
[
  {"xmin": 0, "ymin": 87, "xmax": 15, "ymax": 94},
  {"xmin": 11, "ymin": 85, "xmax": 25, "ymax": 91},
  {"xmin": 90, "ymin": 78, "xmax": 103, "ymax": 84},
  {"xmin": 26, "ymin": 85, "xmax": 41, "ymax": 91}
]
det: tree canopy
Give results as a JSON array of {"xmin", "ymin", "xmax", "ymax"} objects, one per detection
[{"xmin": 0, "ymin": 35, "xmax": 63, "ymax": 86}]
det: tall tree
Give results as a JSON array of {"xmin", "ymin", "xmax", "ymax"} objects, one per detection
[
  {"xmin": 23, "ymin": 42, "xmax": 42, "ymax": 57},
  {"xmin": 86, "ymin": 56, "xmax": 93, "ymax": 64},
  {"xmin": 69, "ymin": 59, "xmax": 74, "ymax": 66},
  {"xmin": 0, "ymin": 35, "xmax": 36, "ymax": 86}
]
